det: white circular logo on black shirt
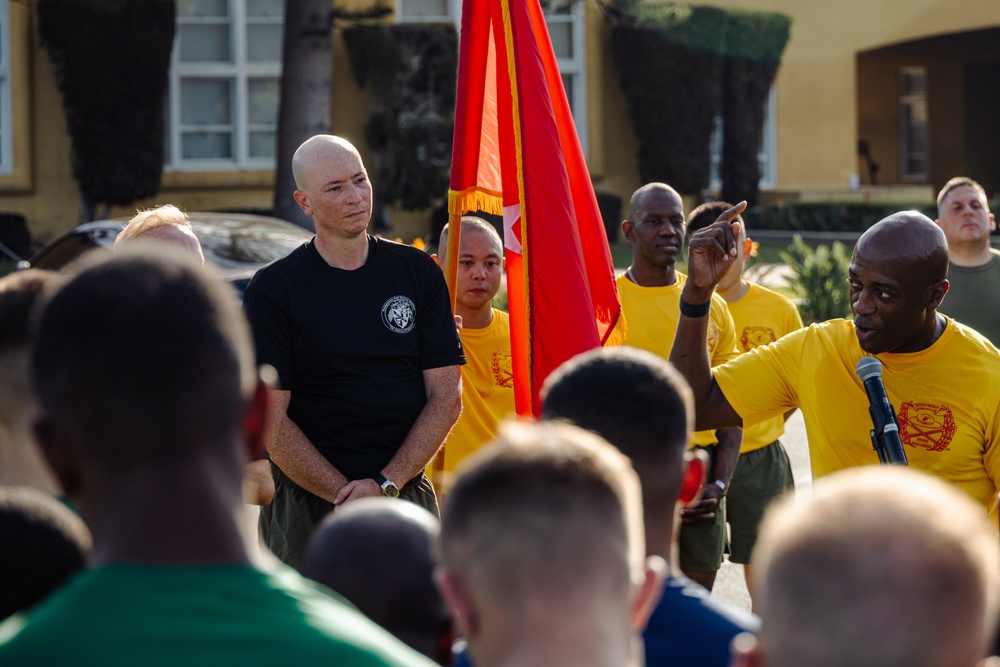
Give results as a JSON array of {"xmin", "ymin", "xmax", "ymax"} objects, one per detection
[{"xmin": 381, "ymin": 295, "xmax": 416, "ymax": 334}]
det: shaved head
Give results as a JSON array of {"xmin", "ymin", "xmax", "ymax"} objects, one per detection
[
  {"xmin": 292, "ymin": 135, "xmax": 362, "ymax": 191},
  {"xmin": 303, "ymin": 498, "xmax": 448, "ymax": 661},
  {"xmin": 854, "ymin": 211, "xmax": 949, "ymax": 289},
  {"xmin": 627, "ymin": 182, "xmax": 682, "ymax": 221}
]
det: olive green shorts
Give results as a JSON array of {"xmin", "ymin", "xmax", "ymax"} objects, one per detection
[
  {"xmin": 260, "ymin": 464, "xmax": 438, "ymax": 571},
  {"xmin": 726, "ymin": 440, "xmax": 794, "ymax": 564}
]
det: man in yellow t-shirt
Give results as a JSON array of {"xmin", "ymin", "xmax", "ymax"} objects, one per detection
[
  {"xmin": 671, "ymin": 206, "xmax": 1000, "ymax": 518},
  {"xmin": 431, "ymin": 217, "xmax": 515, "ymax": 495},
  {"xmin": 618, "ymin": 182, "xmax": 741, "ymax": 592},
  {"xmin": 687, "ymin": 201, "xmax": 803, "ymax": 602}
]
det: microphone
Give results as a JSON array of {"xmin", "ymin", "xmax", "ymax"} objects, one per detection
[{"xmin": 855, "ymin": 357, "xmax": 907, "ymax": 465}]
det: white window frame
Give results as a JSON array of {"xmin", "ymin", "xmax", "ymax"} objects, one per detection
[
  {"xmin": 166, "ymin": 0, "xmax": 283, "ymax": 172},
  {"xmin": 396, "ymin": 0, "xmax": 588, "ymax": 156},
  {"xmin": 0, "ymin": 2, "xmax": 13, "ymax": 175},
  {"xmin": 545, "ymin": 1, "xmax": 587, "ymax": 156},
  {"xmin": 397, "ymin": 0, "xmax": 458, "ymax": 23},
  {"xmin": 898, "ymin": 66, "xmax": 928, "ymax": 182},
  {"xmin": 710, "ymin": 85, "xmax": 777, "ymax": 192}
]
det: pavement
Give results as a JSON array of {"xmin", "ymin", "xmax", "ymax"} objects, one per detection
[
  {"xmin": 711, "ymin": 410, "xmax": 811, "ymax": 611},
  {"xmin": 710, "ymin": 261, "xmax": 807, "ymax": 610}
]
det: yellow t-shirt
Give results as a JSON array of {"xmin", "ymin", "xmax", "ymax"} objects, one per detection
[
  {"xmin": 726, "ymin": 282, "xmax": 804, "ymax": 453},
  {"xmin": 433, "ymin": 309, "xmax": 515, "ymax": 492},
  {"xmin": 714, "ymin": 317, "xmax": 1000, "ymax": 515},
  {"xmin": 617, "ymin": 273, "xmax": 739, "ymax": 448}
]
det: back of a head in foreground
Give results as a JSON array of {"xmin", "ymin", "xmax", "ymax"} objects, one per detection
[
  {"xmin": 751, "ymin": 466, "xmax": 999, "ymax": 667},
  {"xmin": 439, "ymin": 420, "xmax": 644, "ymax": 612},
  {"xmin": 541, "ymin": 346, "xmax": 693, "ymax": 524},
  {"xmin": 303, "ymin": 498, "xmax": 451, "ymax": 664},
  {"xmin": 31, "ymin": 248, "xmax": 257, "ymax": 475},
  {"xmin": 0, "ymin": 486, "xmax": 91, "ymax": 621},
  {"xmin": 0, "ymin": 270, "xmax": 58, "ymax": 429}
]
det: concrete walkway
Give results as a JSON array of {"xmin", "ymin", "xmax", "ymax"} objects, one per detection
[{"xmin": 712, "ymin": 410, "xmax": 811, "ymax": 611}]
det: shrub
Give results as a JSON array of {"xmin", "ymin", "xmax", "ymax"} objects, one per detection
[
  {"xmin": 606, "ymin": 2, "xmax": 791, "ymax": 198},
  {"xmin": 343, "ymin": 23, "xmax": 458, "ymax": 215},
  {"xmin": 779, "ymin": 235, "xmax": 852, "ymax": 324},
  {"xmin": 595, "ymin": 191, "xmax": 623, "ymax": 243},
  {"xmin": 38, "ymin": 0, "xmax": 175, "ymax": 222},
  {"xmin": 608, "ymin": 5, "xmax": 727, "ymax": 194},
  {"xmin": 719, "ymin": 9, "xmax": 791, "ymax": 206}
]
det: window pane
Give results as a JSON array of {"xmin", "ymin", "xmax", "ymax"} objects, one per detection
[
  {"xmin": 247, "ymin": 24, "xmax": 283, "ymax": 62},
  {"xmin": 179, "ymin": 24, "xmax": 231, "ymax": 62},
  {"xmin": 548, "ymin": 21, "xmax": 573, "ymax": 59},
  {"xmin": 247, "ymin": 0, "xmax": 284, "ymax": 17},
  {"xmin": 181, "ymin": 79, "xmax": 232, "ymax": 124},
  {"xmin": 182, "ymin": 132, "xmax": 233, "ymax": 159},
  {"xmin": 400, "ymin": 0, "xmax": 449, "ymax": 19},
  {"xmin": 248, "ymin": 78, "xmax": 279, "ymax": 124},
  {"xmin": 561, "ymin": 74, "xmax": 574, "ymax": 114},
  {"xmin": 178, "ymin": 0, "xmax": 228, "ymax": 18},
  {"xmin": 249, "ymin": 131, "xmax": 276, "ymax": 158}
]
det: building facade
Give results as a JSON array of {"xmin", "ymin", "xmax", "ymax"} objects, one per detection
[{"xmin": 4, "ymin": 0, "xmax": 1000, "ymax": 243}]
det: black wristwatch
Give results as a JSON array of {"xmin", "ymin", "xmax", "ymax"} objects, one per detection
[{"xmin": 374, "ymin": 473, "xmax": 400, "ymax": 498}]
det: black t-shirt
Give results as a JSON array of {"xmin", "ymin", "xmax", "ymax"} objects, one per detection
[{"xmin": 243, "ymin": 236, "xmax": 465, "ymax": 481}]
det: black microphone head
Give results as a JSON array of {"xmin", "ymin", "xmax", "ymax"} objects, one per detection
[{"xmin": 856, "ymin": 356, "xmax": 883, "ymax": 381}]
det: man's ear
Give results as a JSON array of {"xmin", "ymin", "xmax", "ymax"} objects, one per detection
[
  {"xmin": 432, "ymin": 253, "xmax": 442, "ymax": 269},
  {"xmin": 631, "ymin": 555, "xmax": 666, "ymax": 631},
  {"xmin": 292, "ymin": 190, "xmax": 311, "ymax": 216},
  {"xmin": 621, "ymin": 219, "xmax": 634, "ymax": 243},
  {"xmin": 33, "ymin": 416, "xmax": 78, "ymax": 498},
  {"xmin": 435, "ymin": 567, "xmax": 479, "ymax": 641},
  {"xmin": 928, "ymin": 279, "xmax": 949, "ymax": 311}
]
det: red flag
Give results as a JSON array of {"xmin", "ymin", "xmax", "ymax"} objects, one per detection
[{"xmin": 448, "ymin": 0, "xmax": 624, "ymax": 418}]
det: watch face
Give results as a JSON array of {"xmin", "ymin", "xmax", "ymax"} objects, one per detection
[{"xmin": 382, "ymin": 483, "xmax": 400, "ymax": 498}]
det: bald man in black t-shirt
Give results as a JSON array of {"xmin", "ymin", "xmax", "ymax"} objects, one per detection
[{"xmin": 244, "ymin": 135, "xmax": 464, "ymax": 570}]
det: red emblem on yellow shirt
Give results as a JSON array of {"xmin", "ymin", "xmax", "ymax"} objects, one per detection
[
  {"xmin": 898, "ymin": 402, "xmax": 956, "ymax": 452},
  {"xmin": 740, "ymin": 326, "xmax": 776, "ymax": 352},
  {"xmin": 707, "ymin": 321, "xmax": 720, "ymax": 355},
  {"xmin": 492, "ymin": 351, "xmax": 513, "ymax": 388}
]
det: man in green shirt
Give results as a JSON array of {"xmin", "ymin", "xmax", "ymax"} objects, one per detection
[
  {"xmin": 0, "ymin": 246, "xmax": 436, "ymax": 667},
  {"xmin": 935, "ymin": 176, "xmax": 1000, "ymax": 345}
]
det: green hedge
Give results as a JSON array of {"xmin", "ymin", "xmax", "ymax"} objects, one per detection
[
  {"xmin": 38, "ymin": 0, "xmax": 175, "ymax": 221},
  {"xmin": 741, "ymin": 202, "xmax": 981, "ymax": 233}
]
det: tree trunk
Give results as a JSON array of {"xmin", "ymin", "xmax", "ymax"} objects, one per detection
[{"xmin": 272, "ymin": 0, "xmax": 334, "ymax": 230}]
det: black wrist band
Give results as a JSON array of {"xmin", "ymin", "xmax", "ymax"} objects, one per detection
[{"xmin": 679, "ymin": 297, "xmax": 711, "ymax": 318}]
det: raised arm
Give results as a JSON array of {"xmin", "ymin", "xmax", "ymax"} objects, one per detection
[{"xmin": 669, "ymin": 202, "xmax": 746, "ymax": 430}]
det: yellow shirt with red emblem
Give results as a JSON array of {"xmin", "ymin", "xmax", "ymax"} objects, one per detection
[
  {"xmin": 714, "ymin": 316, "xmax": 1000, "ymax": 515},
  {"xmin": 617, "ymin": 273, "xmax": 739, "ymax": 448},
  {"xmin": 432, "ymin": 308, "xmax": 515, "ymax": 493},
  {"xmin": 725, "ymin": 282, "xmax": 804, "ymax": 453}
]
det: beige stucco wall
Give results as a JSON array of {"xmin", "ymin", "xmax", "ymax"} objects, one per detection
[{"xmin": 594, "ymin": 0, "xmax": 1000, "ymax": 204}]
